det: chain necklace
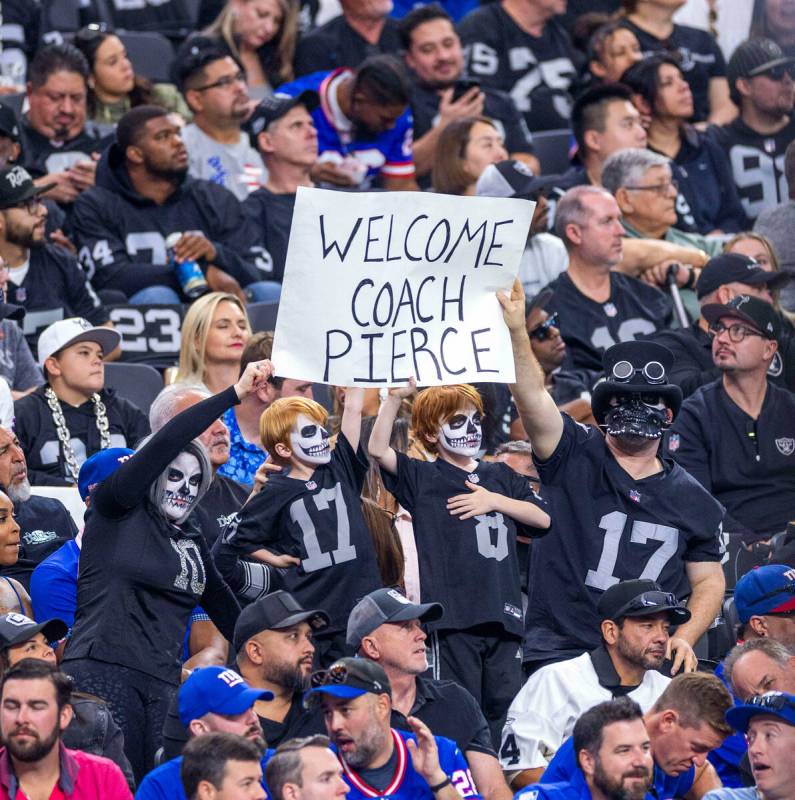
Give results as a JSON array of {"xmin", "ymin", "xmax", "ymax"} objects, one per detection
[{"xmin": 45, "ymin": 387, "xmax": 111, "ymax": 484}]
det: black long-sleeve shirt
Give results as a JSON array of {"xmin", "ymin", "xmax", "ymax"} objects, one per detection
[{"xmin": 63, "ymin": 387, "xmax": 241, "ymax": 684}]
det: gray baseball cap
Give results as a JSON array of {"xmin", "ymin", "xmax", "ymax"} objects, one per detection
[{"xmin": 346, "ymin": 588, "xmax": 443, "ymax": 650}]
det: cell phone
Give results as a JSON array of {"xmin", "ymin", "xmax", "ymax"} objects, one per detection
[{"xmin": 452, "ymin": 79, "xmax": 480, "ymax": 102}]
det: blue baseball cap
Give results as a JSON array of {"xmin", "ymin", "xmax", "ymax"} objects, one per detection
[
  {"xmin": 734, "ymin": 565, "xmax": 795, "ymax": 623},
  {"xmin": 77, "ymin": 447, "xmax": 135, "ymax": 501},
  {"xmin": 726, "ymin": 692, "xmax": 795, "ymax": 733},
  {"xmin": 178, "ymin": 667, "xmax": 274, "ymax": 726}
]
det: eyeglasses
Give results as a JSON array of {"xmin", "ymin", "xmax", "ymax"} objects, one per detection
[
  {"xmin": 625, "ymin": 179, "xmax": 678, "ymax": 195},
  {"xmin": 12, "ymin": 197, "xmax": 43, "ymax": 215},
  {"xmin": 529, "ymin": 312, "xmax": 559, "ymax": 341},
  {"xmin": 74, "ymin": 22, "xmax": 110, "ymax": 43},
  {"xmin": 611, "ymin": 360, "xmax": 666, "ymax": 384},
  {"xmin": 709, "ymin": 321, "xmax": 765, "ymax": 343},
  {"xmin": 756, "ymin": 63, "xmax": 795, "ymax": 81},
  {"xmin": 743, "ymin": 692, "xmax": 795, "ymax": 713},
  {"xmin": 193, "ymin": 71, "xmax": 247, "ymax": 92}
]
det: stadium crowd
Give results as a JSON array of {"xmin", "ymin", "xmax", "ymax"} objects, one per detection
[{"xmin": 0, "ymin": 0, "xmax": 793, "ymax": 798}]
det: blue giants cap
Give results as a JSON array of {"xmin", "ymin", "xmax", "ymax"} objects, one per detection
[
  {"xmin": 726, "ymin": 692, "xmax": 795, "ymax": 733},
  {"xmin": 77, "ymin": 448, "xmax": 135, "ymax": 501},
  {"xmin": 734, "ymin": 565, "xmax": 795, "ymax": 623},
  {"xmin": 178, "ymin": 667, "xmax": 273, "ymax": 726}
]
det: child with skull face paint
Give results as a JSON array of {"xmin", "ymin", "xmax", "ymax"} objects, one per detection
[
  {"xmin": 222, "ymin": 387, "xmax": 382, "ymax": 663},
  {"xmin": 369, "ymin": 381, "xmax": 551, "ymax": 747},
  {"xmin": 61, "ymin": 359, "xmax": 275, "ymax": 782}
]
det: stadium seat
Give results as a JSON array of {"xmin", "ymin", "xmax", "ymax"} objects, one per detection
[
  {"xmin": 117, "ymin": 31, "xmax": 176, "ymax": 84},
  {"xmin": 532, "ymin": 128, "xmax": 574, "ymax": 175},
  {"xmin": 42, "ymin": 0, "xmax": 81, "ymax": 34},
  {"xmin": 247, "ymin": 301, "xmax": 280, "ymax": 333},
  {"xmin": 104, "ymin": 362, "xmax": 164, "ymax": 417},
  {"xmin": 0, "ymin": 94, "xmax": 25, "ymax": 117}
]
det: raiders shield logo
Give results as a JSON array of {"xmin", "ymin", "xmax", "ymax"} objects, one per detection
[{"xmin": 775, "ymin": 437, "xmax": 794, "ymax": 456}]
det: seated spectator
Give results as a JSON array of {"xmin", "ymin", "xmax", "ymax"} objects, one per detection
[
  {"xmin": 72, "ymin": 105, "xmax": 272, "ymax": 305},
  {"xmin": 711, "ymin": 38, "xmax": 795, "ymax": 224},
  {"xmin": 0, "ymin": 165, "xmax": 110, "ymax": 358},
  {"xmin": 734, "ymin": 565, "xmax": 795, "ymax": 648},
  {"xmin": 0, "ymin": 659, "xmax": 132, "ymax": 799},
  {"xmin": 14, "ymin": 318, "xmax": 149, "ymax": 487},
  {"xmin": 0, "ymin": 283, "xmax": 43, "ymax": 400},
  {"xmin": 398, "ymin": 4, "xmax": 534, "ymax": 187},
  {"xmin": 73, "ymin": 25, "xmax": 189, "ymax": 128},
  {"xmin": 278, "ymin": 56, "xmax": 418, "ymax": 191},
  {"xmin": 457, "ymin": 0, "xmax": 579, "ymax": 133},
  {"xmin": 294, "ymin": 0, "xmax": 401, "ymax": 77},
  {"xmin": 544, "ymin": 185, "xmax": 673, "ymax": 376},
  {"xmin": 622, "ymin": 56, "xmax": 747, "ymax": 236},
  {"xmin": 541, "ymin": 673, "xmax": 731, "ymax": 800},
  {"xmin": 21, "ymin": 44, "xmax": 112, "ymax": 208},
  {"xmin": 217, "ymin": 331, "xmax": 313, "ymax": 488},
  {"xmin": 667, "ymin": 295, "xmax": 795, "ymax": 542},
  {"xmin": 702, "ymin": 692, "xmax": 795, "ymax": 800},
  {"xmin": 618, "ymin": 0, "xmax": 734, "ymax": 124},
  {"xmin": 724, "ymin": 232, "xmax": 781, "ymax": 273},
  {"xmin": 751, "ymin": 0, "xmax": 795, "ymax": 57},
  {"xmin": 176, "ymin": 42, "xmax": 267, "ymax": 202},
  {"xmin": 652, "ymin": 252, "xmax": 791, "ymax": 397},
  {"xmin": 175, "ymin": 292, "xmax": 252, "ymax": 394},
  {"xmin": 723, "ymin": 639, "xmax": 795, "ymax": 702},
  {"xmin": 432, "ymin": 117, "xmax": 508, "ymax": 195},
  {"xmin": 0, "ymin": 613, "xmax": 134, "ymax": 787},
  {"xmin": 305, "ymin": 658, "xmax": 479, "ymax": 798},
  {"xmin": 0, "ymin": 426, "xmax": 79, "ymax": 590},
  {"xmin": 502, "ymin": 580, "xmax": 689, "ymax": 789},
  {"xmin": 202, "ymin": 0, "xmax": 299, "ymax": 94},
  {"xmin": 136, "ymin": 666, "xmax": 273, "ymax": 800},
  {"xmin": 348, "ymin": 587, "xmax": 511, "ymax": 800},
  {"xmin": 584, "ymin": 20, "xmax": 642, "ymax": 84},
  {"xmin": 514, "ymin": 697, "xmax": 654, "ymax": 800},
  {"xmin": 0, "ymin": 490, "xmax": 29, "ymax": 615},
  {"xmin": 181, "ymin": 732, "xmax": 266, "ymax": 800},
  {"xmin": 243, "ymin": 92, "xmax": 319, "ymax": 285},
  {"xmin": 266, "ymin": 735, "xmax": 348, "ymax": 800}
]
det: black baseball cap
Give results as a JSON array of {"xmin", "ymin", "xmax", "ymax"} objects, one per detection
[
  {"xmin": 702, "ymin": 294, "xmax": 781, "ymax": 341},
  {"xmin": 0, "ymin": 166, "xmax": 55, "ymax": 211},
  {"xmin": 728, "ymin": 38, "xmax": 795, "ymax": 86},
  {"xmin": 475, "ymin": 159, "xmax": 559, "ymax": 201},
  {"xmin": 246, "ymin": 90, "xmax": 319, "ymax": 146},
  {"xmin": 233, "ymin": 590, "xmax": 329, "ymax": 653},
  {"xmin": 346, "ymin": 588, "xmax": 444, "ymax": 650},
  {"xmin": 0, "ymin": 105, "xmax": 20, "ymax": 142},
  {"xmin": 695, "ymin": 253, "xmax": 792, "ymax": 299},
  {"xmin": 0, "ymin": 613, "xmax": 68, "ymax": 650},
  {"xmin": 597, "ymin": 579, "xmax": 691, "ymax": 625},
  {"xmin": 303, "ymin": 657, "xmax": 391, "ymax": 710}
]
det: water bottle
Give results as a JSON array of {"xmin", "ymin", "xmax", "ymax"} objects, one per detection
[{"xmin": 166, "ymin": 232, "xmax": 209, "ymax": 300}]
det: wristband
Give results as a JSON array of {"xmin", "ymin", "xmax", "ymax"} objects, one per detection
[
  {"xmin": 430, "ymin": 777, "xmax": 451, "ymax": 793},
  {"xmin": 684, "ymin": 266, "xmax": 697, "ymax": 290}
]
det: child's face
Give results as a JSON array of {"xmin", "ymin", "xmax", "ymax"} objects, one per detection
[
  {"xmin": 289, "ymin": 413, "xmax": 331, "ymax": 465},
  {"xmin": 437, "ymin": 403, "xmax": 482, "ymax": 458}
]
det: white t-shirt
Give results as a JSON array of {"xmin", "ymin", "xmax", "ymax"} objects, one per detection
[{"xmin": 518, "ymin": 234, "xmax": 569, "ymax": 300}]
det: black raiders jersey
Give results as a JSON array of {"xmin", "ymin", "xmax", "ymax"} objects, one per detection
[
  {"xmin": 0, "ymin": 0, "xmax": 41, "ymax": 83},
  {"xmin": 709, "ymin": 117, "xmax": 795, "ymax": 222},
  {"xmin": 19, "ymin": 119, "xmax": 111, "ymax": 181},
  {"xmin": 524, "ymin": 415, "xmax": 724, "ymax": 661},
  {"xmin": 224, "ymin": 433, "xmax": 382, "ymax": 632},
  {"xmin": 458, "ymin": 5, "xmax": 579, "ymax": 132},
  {"xmin": 544, "ymin": 272, "xmax": 673, "ymax": 374},
  {"xmin": 383, "ymin": 453, "xmax": 549, "ymax": 637}
]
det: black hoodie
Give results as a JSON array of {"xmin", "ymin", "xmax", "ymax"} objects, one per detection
[{"xmin": 71, "ymin": 144, "xmax": 263, "ymax": 298}]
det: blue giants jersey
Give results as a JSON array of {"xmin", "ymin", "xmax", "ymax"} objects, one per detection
[
  {"xmin": 277, "ymin": 69, "xmax": 415, "ymax": 185},
  {"xmin": 333, "ymin": 728, "xmax": 481, "ymax": 799}
]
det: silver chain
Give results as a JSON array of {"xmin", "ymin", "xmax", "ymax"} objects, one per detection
[{"xmin": 44, "ymin": 387, "xmax": 111, "ymax": 484}]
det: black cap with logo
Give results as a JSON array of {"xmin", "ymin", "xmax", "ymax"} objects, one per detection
[
  {"xmin": 702, "ymin": 294, "xmax": 781, "ymax": 341},
  {"xmin": 0, "ymin": 166, "xmax": 54, "ymax": 211},
  {"xmin": 597, "ymin": 580, "xmax": 691, "ymax": 625},
  {"xmin": 695, "ymin": 253, "xmax": 792, "ymax": 299},
  {"xmin": 0, "ymin": 613, "xmax": 68, "ymax": 650},
  {"xmin": 246, "ymin": 90, "xmax": 320, "ymax": 147}
]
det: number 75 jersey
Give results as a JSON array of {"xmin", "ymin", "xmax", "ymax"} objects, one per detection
[
  {"xmin": 226, "ymin": 433, "xmax": 381, "ymax": 632},
  {"xmin": 524, "ymin": 415, "xmax": 725, "ymax": 662}
]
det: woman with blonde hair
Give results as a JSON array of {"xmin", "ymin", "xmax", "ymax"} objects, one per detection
[
  {"xmin": 175, "ymin": 292, "xmax": 252, "ymax": 393},
  {"xmin": 203, "ymin": 0, "xmax": 299, "ymax": 95}
]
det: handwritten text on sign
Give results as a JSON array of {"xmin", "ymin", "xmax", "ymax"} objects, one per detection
[{"xmin": 272, "ymin": 188, "xmax": 533, "ymax": 386}]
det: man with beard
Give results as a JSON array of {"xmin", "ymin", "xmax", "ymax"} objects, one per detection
[
  {"xmin": 71, "ymin": 106, "xmax": 269, "ymax": 305},
  {"xmin": 0, "ymin": 165, "xmax": 110, "ymax": 359},
  {"xmin": 502, "ymin": 580, "xmax": 691, "ymax": 790},
  {"xmin": 0, "ymin": 659, "xmax": 131, "ymax": 798},
  {"xmin": 176, "ymin": 42, "xmax": 266, "ymax": 202},
  {"xmin": 514, "ymin": 697, "xmax": 653, "ymax": 800},
  {"xmin": 306, "ymin": 658, "xmax": 480, "ymax": 799},
  {"xmin": 136, "ymin": 666, "xmax": 274, "ymax": 800},
  {"xmin": 500, "ymin": 279, "xmax": 726, "ymax": 671},
  {"xmin": 0, "ymin": 426, "xmax": 78, "ymax": 590},
  {"xmin": 161, "ymin": 591, "xmax": 329, "ymax": 760}
]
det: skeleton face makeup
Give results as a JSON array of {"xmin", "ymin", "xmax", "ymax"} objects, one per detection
[
  {"xmin": 161, "ymin": 452, "xmax": 202, "ymax": 522},
  {"xmin": 289, "ymin": 413, "xmax": 331, "ymax": 465},
  {"xmin": 438, "ymin": 405, "xmax": 482, "ymax": 458}
]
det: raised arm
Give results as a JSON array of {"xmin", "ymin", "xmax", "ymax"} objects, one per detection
[
  {"xmin": 499, "ymin": 280, "xmax": 563, "ymax": 461},
  {"xmin": 368, "ymin": 379, "xmax": 416, "ymax": 475},
  {"xmin": 340, "ymin": 386, "xmax": 365, "ymax": 452}
]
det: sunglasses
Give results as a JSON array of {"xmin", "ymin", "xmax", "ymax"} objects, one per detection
[
  {"xmin": 756, "ymin": 63, "xmax": 795, "ymax": 81},
  {"xmin": 74, "ymin": 22, "xmax": 110, "ymax": 43},
  {"xmin": 611, "ymin": 360, "xmax": 666, "ymax": 384},
  {"xmin": 529, "ymin": 312, "xmax": 559, "ymax": 341},
  {"xmin": 614, "ymin": 590, "xmax": 679, "ymax": 618},
  {"xmin": 743, "ymin": 692, "xmax": 795, "ymax": 713}
]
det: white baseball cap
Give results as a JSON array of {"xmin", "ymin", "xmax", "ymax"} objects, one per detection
[{"xmin": 38, "ymin": 318, "xmax": 121, "ymax": 368}]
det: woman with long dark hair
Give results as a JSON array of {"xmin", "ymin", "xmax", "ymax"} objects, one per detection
[{"xmin": 752, "ymin": 0, "xmax": 795, "ymax": 57}]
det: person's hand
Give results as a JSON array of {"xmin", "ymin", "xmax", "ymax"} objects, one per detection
[
  {"xmin": 406, "ymin": 716, "xmax": 447, "ymax": 787},
  {"xmin": 249, "ymin": 460, "xmax": 282, "ymax": 497},
  {"xmin": 39, "ymin": 171, "xmax": 80, "ymax": 204},
  {"xmin": 666, "ymin": 636, "xmax": 698, "ymax": 675},
  {"xmin": 388, "ymin": 376, "xmax": 417, "ymax": 400},
  {"xmin": 234, "ymin": 359, "xmax": 274, "ymax": 399},
  {"xmin": 438, "ymin": 86, "xmax": 484, "ymax": 126},
  {"xmin": 447, "ymin": 481, "xmax": 497, "ymax": 519},
  {"xmin": 174, "ymin": 232, "xmax": 217, "ymax": 263},
  {"xmin": 641, "ymin": 259, "xmax": 686, "ymax": 288},
  {"xmin": 206, "ymin": 266, "xmax": 246, "ymax": 304},
  {"xmin": 67, "ymin": 156, "xmax": 98, "ymax": 192},
  {"xmin": 497, "ymin": 278, "xmax": 526, "ymax": 333},
  {"xmin": 49, "ymin": 228, "xmax": 77, "ymax": 254},
  {"xmin": 310, "ymin": 160, "xmax": 358, "ymax": 186},
  {"xmin": 267, "ymin": 552, "xmax": 302, "ymax": 568}
]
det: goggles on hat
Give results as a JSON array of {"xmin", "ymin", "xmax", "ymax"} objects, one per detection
[
  {"xmin": 742, "ymin": 692, "xmax": 795, "ymax": 713},
  {"xmin": 311, "ymin": 663, "xmax": 352, "ymax": 688},
  {"xmin": 613, "ymin": 590, "xmax": 679, "ymax": 619},
  {"xmin": 529, "ymin": 312, "xmax": 559, "ymax": 342},
  {"xmin": 611, "ymin": 360, "xmax": 666, "ymax": 384}
]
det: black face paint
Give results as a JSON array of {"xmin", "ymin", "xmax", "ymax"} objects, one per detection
[{"xmin": 604, "ymin": 397, "xmax": 669, "ymax": 440}]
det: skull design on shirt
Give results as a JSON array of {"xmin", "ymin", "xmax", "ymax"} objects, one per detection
[
  {"xmin": 438, "ymin": 405, "xmax": 482, "ymax": 458},
  {"xmin": 161, "ymin": 452, "xmax": 202, "ymax": 522},
  {"xmin": 290, "ymin": 413, "xmax": 331, "ymax": 465}
]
